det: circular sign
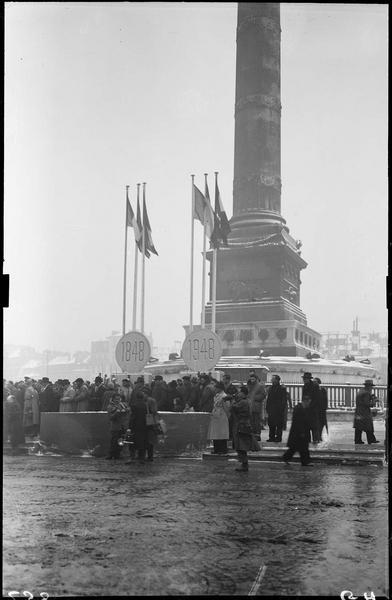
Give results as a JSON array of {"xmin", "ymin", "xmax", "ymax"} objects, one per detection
[
  {"xmin": 115, "ymin": 331, "xmax": 151, "ymax": 373},
  {"xmin": 182, "ymin": 328, "xmax": 222, "ymax": 372}
]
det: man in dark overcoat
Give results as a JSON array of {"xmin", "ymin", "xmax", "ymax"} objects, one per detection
[
  {"xmin": 179, "ymin": 375, "xmax": 193, "ymax": 411},
  {"xmin": 106, "ymin": 392, "xmax": 129, "ymax": 460},
  {"xmin": 266, "ymin": 374, "xmax": 289, "ymax": 442},
  {"xmin": 353, "ymin": 379, "xmax": 379, "ymax": 444},
  {"xmin": 231, "ymin": 386, "xmax": 260, "ymax": 471},
  {"xmin": 151, "ymin": 375, "xmax": 169, "ymax": 410},
  {"xmin": 189, "ymin": 376, "xmax": 201, "ymax": 411},
  {"xmin": 39, "ymin": 377, "xmax": 59, "ymax": 412},
  {"xmin": 222, "ymin": 373, "xmax": 238, "ymax": 445},
  {"xmin": 302, "ymin": 372, "xmax": 321, "ymax": 443},
  {"xmin": 89, "ymin": 375, "xmax": 106, "ymax": 411},
  {"xmin": 130, "ymin": 376, "xmax": 145, "ymax": 406},
  {"xmin": 282, "ymin": 396, "xmax": 312, "ymax": 466},
  {"xmin": 314, "ymin": 377, "xmax": 328, "ymax": 441},
  {"xmin": 198, "ymin": 374, "xmax": 215, "ymax": 413},
  {"xmin": 127, "ymin": 389, "xmax": 158, "ymax": 463}
]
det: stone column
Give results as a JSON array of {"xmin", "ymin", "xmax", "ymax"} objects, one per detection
[{"xmin": 233, "ymin": 3, "xmax": 281, "ymax": 220}]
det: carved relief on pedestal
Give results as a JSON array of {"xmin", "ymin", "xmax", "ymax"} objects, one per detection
[
  {"xmin": 258, "ymin": 328, "xmax": 269, "ymax": 343},
  {"xmin": 276, "ymin": 328, "xmax": 287, "ymax": 343},
  {"xmin": 229, "ymin": 280, "xmax": 269, "ymax": 302},
  {"xmin": 283, "ymin": 286, "xmax": 298, "ymax": 304}
]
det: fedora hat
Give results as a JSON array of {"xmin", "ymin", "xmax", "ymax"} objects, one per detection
[
  {"xmin": 364, "ymin": 379, "xmax": 374, "ymax": 387},
  {"xmin": 302, "ymin": 372, "xmax": 313, "ymax": 379}
]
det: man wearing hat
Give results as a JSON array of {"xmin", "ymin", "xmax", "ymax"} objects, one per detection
[
  {"xmin": 301, "ymin": 372, "xmax": 321, "ymax": 443},
  {"xmin": 88, "ymin": 376, "xmax": 106, "ymax": 411},
  {"xmin": 39, "ymin": 377, "xmax": 59, "ymax": 413},
  {"xmin": 353, "ymin": 379, "xmax": 379, "ymax": 445},
  {"xmin": 119, "ymin": 377, "xmax": 133, "ymax": 408},
  {"xmin": 59, "ymin": 379, "xmax": 76, "ymax": 412},
  {"xmin": 198, "ymin": 374, "xmax": 215, "ymax": 413},
  {"xmin": 73, "ymin": 378, "xmax": 89, "ymax": 412},
  {"xmin": 23, "ymin": 378, "xmax": 40, "ymax": 437},
  {"xmin": 266, "ymin": 375, "xmax": 289, "ymax": 443},
  {"xmin": 152, "ymin": 375, "xmax": 169, "ymax": 410},
  {"xmin": 179, "ymin": 375, "xmax": 193, "ymax": 411}
]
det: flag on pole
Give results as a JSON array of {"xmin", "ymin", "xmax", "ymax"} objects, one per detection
[
  {"xmin": 137, "ymin": 196, "xmax": 150, "ymax": 258},
  {"xmin": 193, "ymin": 183, "xmax": 214, "ymax": 240},
  {"xmin": 193, "ymin": 184, "xmax": 206, "ymax": 224},
  {"xmin": 204, "ymin": 178, "xmax": 215, "ymax": 240},
  {"xmin": 143, "ymin": 198, "xmax": 158, "ymax": 256},
  {"xmin": 211, "ymin": 175, "xmax": 231, "ymax": 248},
  {"xmin": 126, "ymin": 190, "xmax": 142, "ymax": 245}
]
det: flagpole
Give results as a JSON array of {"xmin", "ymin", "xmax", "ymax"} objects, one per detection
[
  {"xmin": 122, "ymin": 185, "xmax": 129, "ymax": 335},
  {"xmin": 132, "ymin": 183, "xmax": 140, "ymax": 331},
  {"xmin": 201, "ymin": 173, "xmax": 208, "ymax": 328},
  {"xmin": 211, "ymin": 248, "xmax": 217, "ymax": 333},
  {"xmin": 190, "ymin": 174, "xmax": 195, "ymax": 333},
  {"xmin": 141, "ymin": 182, "xmax": 146, "ymax": 334},
  {"xmin": 211, "ymin": 172, "xmax": 219, "ymax": 333}
]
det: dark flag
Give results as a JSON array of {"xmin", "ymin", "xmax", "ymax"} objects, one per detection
[
  {"xmin": 193, "ymin": 184, "xmax": 206, "ymax": 225},
  {"xmin": 214, "ymin": 178, "xmax": 231, "ymax": 246},
  {"xmin": 143, "ymin": 198, "xmax": 158, "ymax": 256},
  {"xmin": 137, "ymin": 196, "xmax": 150, "ymax": 258},
  {"xmin": 126, "ymin": 189, "xmax": 142, "ymax": 245},
  {"xmin": 204, "ymin": 178, "xmax": 215, "ymax": 240}
]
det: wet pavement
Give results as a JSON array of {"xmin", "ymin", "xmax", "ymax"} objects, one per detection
[{"xmin": 3, "ymin": 449, "xmax": 388, "ymax": 597}]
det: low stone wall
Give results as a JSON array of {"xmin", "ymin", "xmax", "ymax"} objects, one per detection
[
  {"xmin": 40, "ymin": 411, "xmax": 212, "ymax": 456},
  {"xmin": 39, "ymin": 410, "xmax": 384, "ymax": 457}
]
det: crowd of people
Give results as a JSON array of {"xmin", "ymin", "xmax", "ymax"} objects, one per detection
[{"xmin": 3, "ymin": 371, "xmax": 380, "ymax": 468}]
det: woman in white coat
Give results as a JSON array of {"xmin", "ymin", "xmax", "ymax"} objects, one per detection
[{"xmin": 208, "ymin": 381, "xmax": 231, "ymax": 454}]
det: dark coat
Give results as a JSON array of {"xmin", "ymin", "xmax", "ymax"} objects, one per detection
[
  {"xmin": 160, "ymin": 387, "xmax": 176, "ymax": 411},
  {"xmin": 152, "ymin": 381, "xmax": 169, "ymax": 409},
  {"xmin": 129, "ymin": 396, "xmax": 158, "ymax": 449},
  {"xmin": 266, "ymin": 384, "xmax": 288, "ymax": 428},
  {"xmin": 231, "ymin": 397, "xmax": 260, "ymax": 452},
  {"xmin": 287, "ymin": 403, "xmax": 311, "ymax": 450},
  {"xmin": 189, "ymin": 384, "xmax": 201, "ymax": 411},
  {"xmin": 4, "ymin": 398, "xmax": 25, "ymax": 446},
  {"xmin": 89, "ymin": 383, "xmax": 106, "ymax": 411},
  {"xmin": 168, "ymin": 384, "xmax": 185, "ymax": 412},
  {"xmin": 223, "ymin": 383, "xmax": 238, "ymax": 401},
  {"xmin": 39, "ymin": 384, "xmax": 59, "ymax": 412},
  {"xmin": 302, "ymin": 381, "xmax": 320, "ymax": 430},
  {"xmin": 199, "ymin": 383, "xmax": 215, "ymax": 413},
  {"xmin": 179, "ymin": 381, "xmax": 193, "ymax": 407},
  {"xmin": 15, "ymin": 385, "xmax": 26, "ymax": 413},
  {"xmin": 318, "ymin": 386, "xmax": 328, "ymax": 428},
  {"xmin": 353, "ymin": 389, "xmax": 375, "ymax": 433},
  {"xmin": 302, "ymin": 380, "xmax": 317, "ymax": 401}
]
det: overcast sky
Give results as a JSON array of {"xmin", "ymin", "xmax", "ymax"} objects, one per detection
[{"xmin": 4, "ymin": 2, "xmax": 388, "ymax": 354}]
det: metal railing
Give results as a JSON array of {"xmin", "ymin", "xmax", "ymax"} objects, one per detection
[{"xmin": 283, "ymin": 384, "xmax": 387, "ymax": 411}]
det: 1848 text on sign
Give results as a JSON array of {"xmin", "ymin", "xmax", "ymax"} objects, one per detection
[{"xmin": 115, "ymin": 331, "xmax": 151, "ymax": 373}]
